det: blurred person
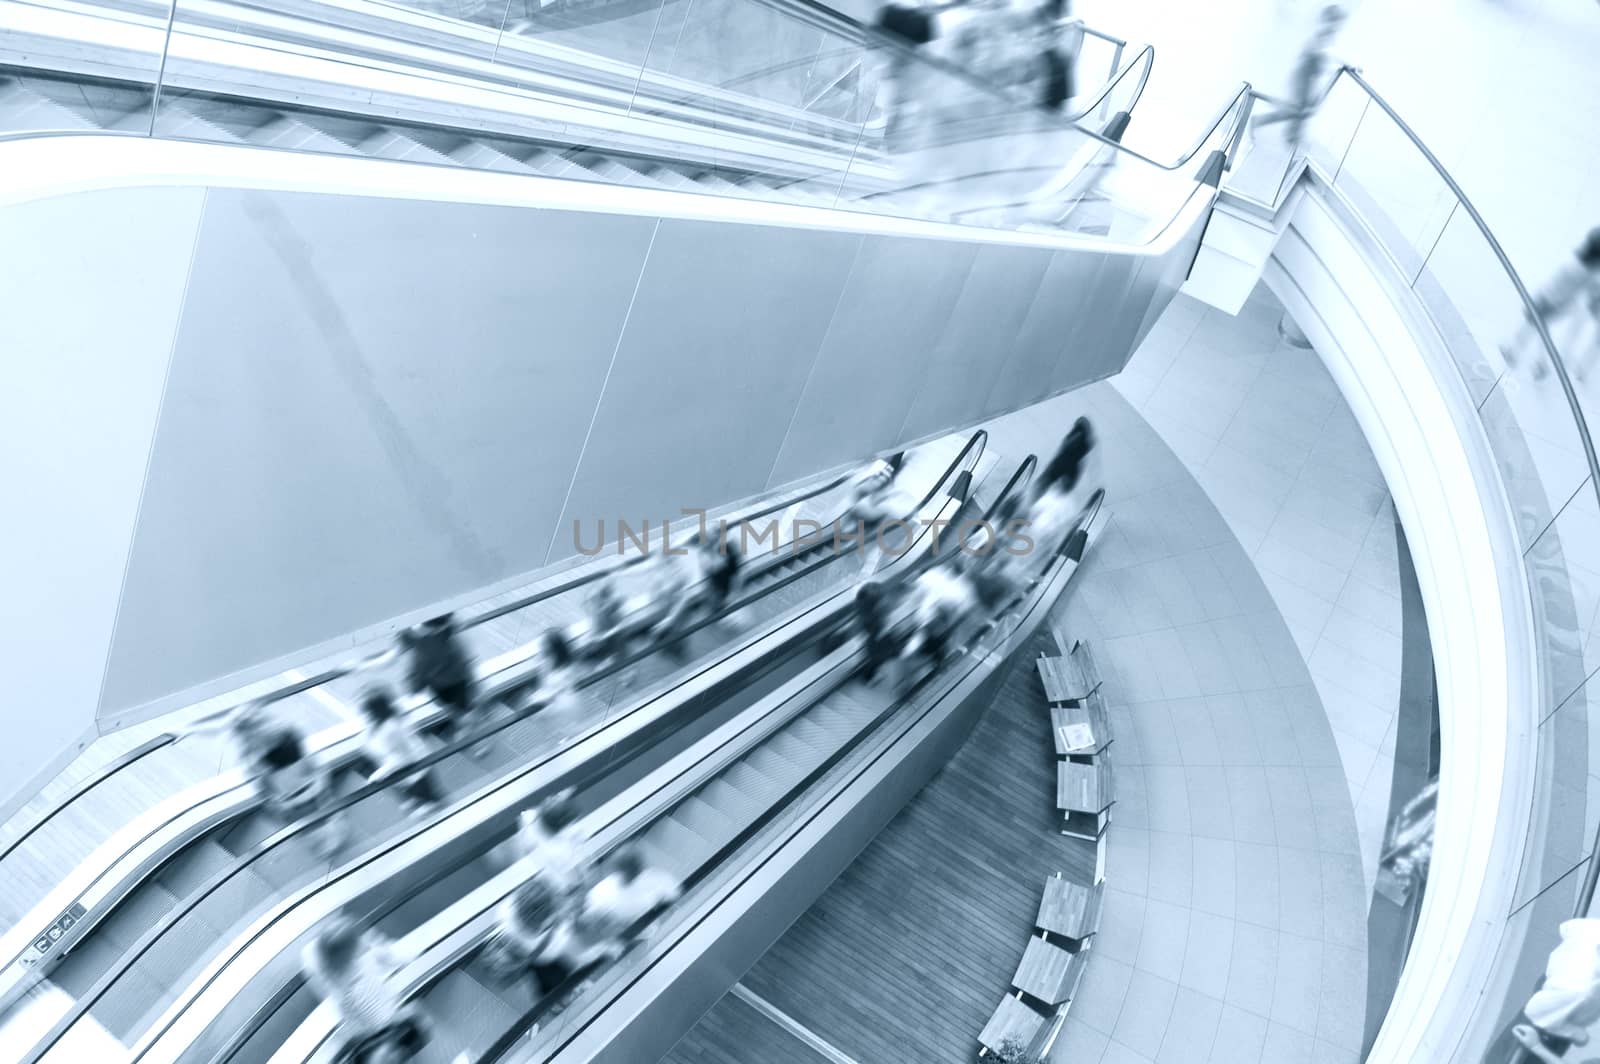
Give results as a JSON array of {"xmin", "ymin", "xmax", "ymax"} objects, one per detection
[
  {"xmin": 1509, "ymin": 917, "xmax": 1600, "ymax": 1063},
  {"xmin": 1253, "ymin": 5, "xmax": 1346, "ymax": 148},
  {"xmin": 574, "ymin": 843, "xmax": 681, "ymax": 955},
  {"xmin": 1036, "ymin": 0, "xmax": 1083, "ymax": 112},
  {"xmin": 575, "ymin": 578, "xmax": 628, "ymax": 664},
  {"xmin": 702, "ymin": 535, "xmax": 743, "ymax": 615},
  {"xmin": 525, "ymin": 627, "xmax": 589, "ymax": 741},
  {"xmin": 351, "ymin": 687, "xmax": 441, "ymax": 814},
  {"xmin": 854, "ymin": 579, "xmax": 914, "ymax": 685},
  {"xmin": 488, "ymin": 877, "xmax": 570, "ymax": 991},
  {"xmin": 514, "ymin": 787, "xmax": 587, "ymax": 890},
  {"xmin": 1502, "ymin": 227, "xmax": 1600, "ymax": 381},
  {"xmin": 304, "ymin": 914, "xmax": 428, "ymax": 1063},
  {"xmin": 370, "ymin": 613, "xmax": 483, "ymax": 746},
  {"xmin": 194, "ymin": 702, "xmax": 346, "ymax": 859},
  {"xmin": 847, "ymin": 454, "xmax": 914, "ymax": 577},
  {"xmin": 904, "ymin": 558, "xmax": 980, "ymax": 667}
]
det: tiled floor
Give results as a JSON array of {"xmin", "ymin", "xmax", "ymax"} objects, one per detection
[
  {"xmin": 1113, "ymin": 286, "xmax": 1403, "ymax": 896},
  {"xmin": 974, "ymin": 380, "xmax": 1369, "ymax": 1064}
]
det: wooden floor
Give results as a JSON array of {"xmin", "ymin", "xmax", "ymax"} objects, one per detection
[
  {"xmin": 693, "ymin": 629, "xmax": 1092, "ymax": 1064},
  {"xmin": 663, "ymin": 993, "xmax": 832, "ymax": 1064}
]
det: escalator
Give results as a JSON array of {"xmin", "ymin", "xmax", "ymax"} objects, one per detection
[
  {"xmin": 0, "ymin": 0, "xmax": 1237, "ymax": 244},
  {"xmin": 197, "ymin": 457, "xmax": 1022, "ymax": 1064},
  {"xmin": 0, "ymin": 443, "xmax": 907, "ymax": 1016},
  {"xmin": 260, "ymin": 461, "xmax": 1090, "ymax": 1064},
  {"xmin": 15, "ymin": 435, "xmax": 994, "ymax": 1064}
]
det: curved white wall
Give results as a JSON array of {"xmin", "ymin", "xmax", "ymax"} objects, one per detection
[
  {"xmin": 1262, "ymin": 184, "xmax": 1538, "ymax": 1063},
  {"xmin": 0, "ymin": 135, "xmax": 1211, "ymax": 808}
]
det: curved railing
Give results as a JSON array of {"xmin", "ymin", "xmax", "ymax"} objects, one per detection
[{"xmin": 1234, "ymin": 67, "xmax": 1600, "ymax": 1060}]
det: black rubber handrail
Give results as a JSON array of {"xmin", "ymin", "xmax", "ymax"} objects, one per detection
[{"xmin": 38, "ymin": 433, "xmax": 984, "ymax": 1064}]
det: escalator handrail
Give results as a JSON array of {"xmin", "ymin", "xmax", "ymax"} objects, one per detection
[
  {"xmin": 151, "ymin": 448, "xmax": 985, "ymax": 1064},
  {"xmin": 37, "ymin": 434, "xmax": 983, "ymax": 1064},
  {"xmin": 473, "ymin": 456, "xmax": 1040, "ymax": 1059},
  {"xmin": 222, "ymin": 447, "xmax": 992, "ymax": 1064},
  {"xmin": 745, "ymin": 0, "xmax": 1248, "ymax": 175},
  {"xmin": 478, "ymin": 456, "xmax": 1064, "ymax": 1064},
  {"xmin": 0, "ymin": 462, "xmax": 867, "ymax": 883}
]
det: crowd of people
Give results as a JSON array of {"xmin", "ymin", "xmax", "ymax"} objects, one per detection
[
  {"xmin": 871, "ymin": 0, "xmax": 1087, "ymax": 142},
  {"xmin": 851, "ymin": 417, "xmax": 1097, "ymax": 691},
  {"xmin": 187, "ymin": 425, "xmax": 1102, "ymax": 1062}
]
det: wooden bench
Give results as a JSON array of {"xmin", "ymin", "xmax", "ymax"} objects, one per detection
[
  {"xmin": 1035, "ymin": 639, "xmax": 1100, "ymax": 706},
  {"xmin": 1057, "ymin": 757, "xmax": 1114, "ymax": 840},
  {"xmin": 978, "ymin": 992, "xmax": 1046, "ymax": 1058},
  {"xmin": 1035, "ymin": 872, "xmax": 1104, "ymax": 949},
  {"xmin": 1049, "ymin": 688, "xmax": 1112, "ymax": 758}
]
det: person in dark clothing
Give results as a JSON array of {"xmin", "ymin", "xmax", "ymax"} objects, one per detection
[
  {"xmin": 397, "ymin": 614, "xmax": 479, "ymax": 741},
  {"xmin": 704, "ymin": 537, "xmax": 743, "ymax": 611},
  {"xmin": 855, "ymin": 580, "xmax": 911, "ymax": 684},
  {"xmin": 1036, "ymin": 416, "xmax": 1095, "ymax": 500}
]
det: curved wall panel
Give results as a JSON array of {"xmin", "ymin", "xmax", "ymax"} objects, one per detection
[{"xmin": 0, "ymin": 136, "xmax": 1210, "ymax": 787}]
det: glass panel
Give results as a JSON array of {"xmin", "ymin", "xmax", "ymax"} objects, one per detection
[
  {"xmin": 1329, "ymin": 99, "xmax": 1457, "ymax": 282},
  {"xmin": 1301, "ymin": 71, "xmax": 1369, "ymax": 181},
  {"xmin": 492, "ymin": 0, "xmax": 668, "ymax": 91},
  {"xmin": 0, "ymin": 0, "xmax": 169, "ymax": 135},
  {"xmin": 1512, "ymin": 677, "xmax": 1596, "ymax": 909},
  {"xmin": 1524, "ymin": 481, "xmax": 1600, "ymax": 712},
  {"xmin": 1412, "ymin": 205, "xmax": 1526, "ymax": 406}
]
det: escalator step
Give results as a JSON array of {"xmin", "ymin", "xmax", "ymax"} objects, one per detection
[
  {"xmin": 79, "ymin": 880, "xmax": 180, "ymax": 953},
  {"xmin": 641, "ymin": 817, "xmax": 708, "ymax": 882},
  {"xmin": 696, "ymin": 778, "xmax": 752, "ymax": 821},
  {"xmin": 720, "ymin": 759, "xmax": 787, "ymax": 807},
  {"xmin": 413, "ymin": 969, "xmax": 521, "ymax": 1064},
  {"xmin": 153, "ymin": 839, "xmax": 237, "ymax": 898},
  {"xmin": 673, "ymin": 795, "xmax": 739, "ymax": 847}
]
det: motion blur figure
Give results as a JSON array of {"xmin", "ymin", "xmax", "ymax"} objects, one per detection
[
  {"xmin": 1254, "ymin": 5, "xmax": 1345, "ymax": 148},
  {"xmin": 304, "ymin": 913, "xmax": 430, "ymax": 1064},
  {"xmin": 847, "ymin": 453, "xmax": 912, "ymax": 577},
  {"xmin": 352, "ymin": 687, "xmax": 441, "ymax": 814},
  {"xmin": 854, "ymin": 579, "xmax": 913, "ymax": 686},
  {"xmin": 1037, "ymin": 0, "xmax": 1083, "ymax": 112},
  {"xmin": 514, "ymin": 787, "xmax": 587, "ymax": 890},
  {"xmin": 383, "ymin": 614, "xmax": 484, "ymax": 746},
  {"xmin": 573, "ymin": 843, "xmax": 681, "ymax": 956},
  {"xmin": 529, "ymin": 627, "xmax": 588, "ymax": 740},
  {"xmin": 207, "ymin": 702, "xmax": 345, "ymax": 859},
  {"xmin": 1031, "ymin": 416, "xmax": 1097, "ymax": 545},
  {"xmin": 577, "ymin": 578, "xmax": 628, "ymax": 664},
  {"xmin": 656, "ymin": 531, "xmax": 742, "ymax": 647},
  {"xmin": 1502, "ymin": 227, "xmax": 1600, "ymax": 381}
]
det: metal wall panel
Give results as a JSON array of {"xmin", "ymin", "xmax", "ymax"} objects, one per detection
[
  {"xmin": 895, "ymin": 242, "xmax": 1053, "ymax": 444},
  {"xmin": 551, "ymin": 218, "xmax": 860, "ymax": 556},
  {"xmin": 102, "ymin": 190, "xmax": 656, "ymax": 714},
  {"xmin": 766, "ymin": 235, "xmax": 976, "ymax": 487},
  {"xmin": 0, "ymin": 186, "xmax": 205, "ymax": 808}
]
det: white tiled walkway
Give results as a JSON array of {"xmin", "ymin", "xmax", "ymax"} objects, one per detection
[
  {"xmin": 1114, "ymin": 286, "xmax": 1405, "ymax": 896},
  {"xmin": 974, "ymin": 379, "xmax": 1369, "ymax": 1064}
]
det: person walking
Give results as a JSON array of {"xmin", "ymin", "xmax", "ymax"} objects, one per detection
[{"xmin": 1502, "ymin": 227, "xmax": 1600, "ymax": 380}]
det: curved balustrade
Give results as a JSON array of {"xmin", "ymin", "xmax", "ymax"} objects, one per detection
[{"xmin": 1231, "ymin": 67, "xmax": 1600, "ymax": 1061}]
